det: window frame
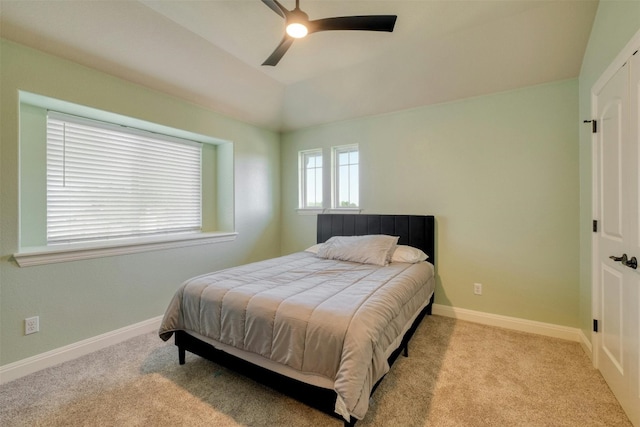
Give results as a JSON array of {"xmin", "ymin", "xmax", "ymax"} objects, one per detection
[
  {"xmin": 332, "ymin": 144, "xmax": 359, "ymax": 209},
  {"xmin": 298, "ymin": 148, "xmax": 323, "ymax": 210}
]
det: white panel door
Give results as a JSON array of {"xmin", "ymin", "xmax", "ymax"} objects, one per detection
[{"xmin": 595, "ymin": 51, "xmax": 639, "ymax": 426}]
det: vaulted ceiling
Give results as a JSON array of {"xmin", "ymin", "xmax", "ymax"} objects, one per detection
[{"xmin": 0, "ymin": 0, "xmax": 598, "ymax": 131}]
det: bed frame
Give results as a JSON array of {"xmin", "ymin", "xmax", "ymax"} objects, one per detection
[{"xmin": 174, "ymin": 214, "xmax": 436, "ymax": 426}]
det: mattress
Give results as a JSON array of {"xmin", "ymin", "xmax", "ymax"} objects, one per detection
[{"xmin": 159, "ymin": 251, "xmax": 435, "ymax": 421}]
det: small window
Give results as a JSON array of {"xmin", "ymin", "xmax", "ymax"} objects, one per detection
[
  {"xmin": 299, "ymin": 149, "xmax": 323, "ymax": 209},
  {"xmin": 46, "ymin": 112, "xmax": 202, "ymax": 244},
  {"xmin": 333, "ymin": 145, "xmax": 359, "ymax": 208}
]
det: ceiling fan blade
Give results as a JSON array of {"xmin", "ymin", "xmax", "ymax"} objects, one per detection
[
  {"xmin": 261, "ymin": 0, "xmax": 289, "ymax": 19},
  {"xmin": 262, "ymin": 36, "xmax": 294, "ymax": 66},
  {"xmin": 309, "ymin": 15, "xmax": 397, "ymax": 34}
]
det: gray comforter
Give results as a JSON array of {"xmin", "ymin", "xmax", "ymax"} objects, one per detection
[{"xmin": 159, "ymin": 251, "xmax": 434, "ymax": 421}]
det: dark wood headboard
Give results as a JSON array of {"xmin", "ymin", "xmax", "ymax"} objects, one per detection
[{"xmin": 317, "ymin": 214, "xmax": 435, "ymax": 265}]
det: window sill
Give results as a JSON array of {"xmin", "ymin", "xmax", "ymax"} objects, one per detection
[{"xmin": 13, "ymin": 231, "xmax": 238, "ymax": 267}]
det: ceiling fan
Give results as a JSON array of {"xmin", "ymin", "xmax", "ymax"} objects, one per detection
[{"xmin": 261, "ymin": 0, "xmax": 397, "ymax": 66}]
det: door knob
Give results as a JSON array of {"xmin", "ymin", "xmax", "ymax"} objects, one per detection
[
  {"xmin": 609, "ymin": 254, "xmax": 628, "ymax": 263},
  {"xmin": 624, "ymin": 256, "xmax": 638, "ymax": 269}
]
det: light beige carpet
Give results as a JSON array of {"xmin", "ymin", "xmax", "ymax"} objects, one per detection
[{"xmin": 0, "ymin": 315, "xmax": 631, "ymax": 426}]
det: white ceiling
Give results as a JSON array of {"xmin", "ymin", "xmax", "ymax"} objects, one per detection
[{"xmin": 0, "ymin": 0, "xmax": 598, "ymax": 131}]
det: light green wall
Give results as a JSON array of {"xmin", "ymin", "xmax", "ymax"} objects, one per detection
[
  {"xmin": 282, "ymin": 80, "xmax": 580, "ymax": 327},
  {"xmin": 578, "ymin": 0, "xmax": 640, "ymax": 343},
  {"xmin": 0, "ymin": 40, "xmax": 281, "ymax": 365},
  {"xmin": 19, "ymin": 103, "xmax": 47, "ymax": 247}
]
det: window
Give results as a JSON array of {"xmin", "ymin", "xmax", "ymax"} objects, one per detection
[
  {"xmin": 46, "ymin": 112, "xmax": 202, "ymax": 244},
  {"xmin": 333, "ymin": 145, "xmax": 359, "ymax": 208},
  {"xmin": 15, "ymin": 92, "xmax": 236, "ymax": 267},
  {"xmin": 297, "ymin": 145, "xmax": 360, "ymax": 213},
  {"xmin": 299, "ymin": 149, "xmax": 323, "ymax": 209}
]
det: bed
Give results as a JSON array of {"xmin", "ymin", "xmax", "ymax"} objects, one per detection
[{"xmin": 159, "ymin": 214, "xmax": 436, "ymax": 426}]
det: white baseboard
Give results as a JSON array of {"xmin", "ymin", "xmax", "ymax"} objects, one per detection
[
  {"xmin": 0, "ymin": 306, "xmax": 594, "ymax": 385},
  {"xmin": 432, "ymin": 304, "xmax": 583, "ymax": 343},
  {"xmin": 0, "ymin": 315, "xmax": 163, "ymax": 385},
  {"xmin": 578, "ymin": 329, "xmax": 593, "ymax": 361}
]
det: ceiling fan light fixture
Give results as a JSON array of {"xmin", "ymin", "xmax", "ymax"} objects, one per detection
[
  {"xmin": 286, "ymin": 22, "xmax": 308, "ymax": 38},
  {"xmin": 261, "ymin": 0, "xmax": 398, "ymax": 66}
]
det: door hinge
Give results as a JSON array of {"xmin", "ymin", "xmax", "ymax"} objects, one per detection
[
  {"xmin": 593, "ymin": 319, "xmax": 599, "ymax": 333},
  {"xmin": 593, "ymin": 220, "xmax": 598, "ymax": 232},
  {"xmin": 583, "ymin": 119, "xmax": 597, "ymax": 133}
]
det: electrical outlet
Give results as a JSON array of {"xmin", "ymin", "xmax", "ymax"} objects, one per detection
[
  {"xmin": 25, "ymin": 316, "xmax": 39, "ymax": 335},
  {"xmin": 474, "ymin": 283, "xmax": 482, "ymax": 295}
]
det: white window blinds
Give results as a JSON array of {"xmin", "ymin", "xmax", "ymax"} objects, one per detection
[{"xmin": 46, "ymin": 112, "xmax": 202, "ymax": 244}]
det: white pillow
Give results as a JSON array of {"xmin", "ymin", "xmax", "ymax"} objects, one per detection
[
  {"xmin": 305, "ymin": 243, "xmax": 323, "ymax": 254},
  {"xmin": 391, "ymin": 245, "xmax": 428, "ymax": 263},
  {"xmin": 316, "ymin": 235, "xmax": 399, "ymax": 266}
]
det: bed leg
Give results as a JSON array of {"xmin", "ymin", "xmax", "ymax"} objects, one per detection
[{"xmin": 179, "ymin": 347, "xmax": 186, "ymax": 365}]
